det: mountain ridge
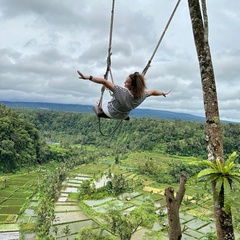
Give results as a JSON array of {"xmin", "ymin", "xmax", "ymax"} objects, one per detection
[{"xmin": 1, "ymin": 101, "xmax": 206, "ymax": 122}]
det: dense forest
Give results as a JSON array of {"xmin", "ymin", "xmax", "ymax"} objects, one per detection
[
  {"xmin": 0, "ymin": 104, "xmax": 76, "ymax": 173},
  {"xmin": 0, "ymin": 103, "xmax": 239, "ymax": 173},
  {"xmin": 0, "ymin": 104, "xmax": 41, "ymax": 172}
]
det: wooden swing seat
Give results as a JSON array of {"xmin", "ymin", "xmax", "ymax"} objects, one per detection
[{"xmin": 93, "ymin": 105, "xmax": 130, "ymax": 121}]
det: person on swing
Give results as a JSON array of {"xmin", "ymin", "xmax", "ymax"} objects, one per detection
[{"xmin": 77, "ymin": 70, "xmax": 170, "ymax": 120}]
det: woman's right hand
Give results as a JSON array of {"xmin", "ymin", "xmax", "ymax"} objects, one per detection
[{"xmin": 77, "ymin": 70, "xmax": 88, "ymax": 80}]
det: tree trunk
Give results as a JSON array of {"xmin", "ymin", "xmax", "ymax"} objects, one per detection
[
  {"xmin": 165, "ymin": 172, "xmax": 187, "ymax": 240},
  {"xmin": 187, "ymin": 0, "xmax": 235, "ymax": 239}
]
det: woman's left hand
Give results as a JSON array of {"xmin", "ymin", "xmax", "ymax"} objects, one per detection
[{"xmin": 163, "ymin": 90, "xmax": 171, "ymax": 97}]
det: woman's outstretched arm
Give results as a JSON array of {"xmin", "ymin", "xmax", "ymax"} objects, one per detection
[
  {"xmin": 147, "ymin": 89, "xmax": 171, "ymax": 97},
  {"xmin": 77, "ymin": 71, "xmax": 114, "ymax": 91}
]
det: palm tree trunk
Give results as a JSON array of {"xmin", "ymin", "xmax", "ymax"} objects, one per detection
[{"xmin": 187, "ymin": 0, "xmax": 235, "ymax": 239}]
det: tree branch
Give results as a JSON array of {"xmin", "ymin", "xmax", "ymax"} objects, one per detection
[{"xmin": 176, "ymin": 172, "xmax": 188, "ymax": 205}]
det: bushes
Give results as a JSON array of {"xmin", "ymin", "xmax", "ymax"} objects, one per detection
[{"xmin": 36, "ymin": 166, "xmax": 67, "ymax": 238}]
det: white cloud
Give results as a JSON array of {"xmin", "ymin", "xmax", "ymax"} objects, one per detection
[{"xmin": 0, "ymin": 0, "xmax": 239, "ymax": 122}]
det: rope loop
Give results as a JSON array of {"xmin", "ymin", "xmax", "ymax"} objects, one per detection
[{"xmin": 98, "ymin": 118, "xmax": 123, "ymax": 136}]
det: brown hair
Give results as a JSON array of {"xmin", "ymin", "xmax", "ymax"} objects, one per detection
[{"xmin": 129, "ymin": 72, "xmax": 146, "ymax": 99}]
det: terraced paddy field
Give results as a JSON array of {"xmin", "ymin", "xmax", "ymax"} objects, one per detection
[
  {"xmin": 0, "ymin": 172, "xmax": 39, "ymax": 223},
  {"xmin": 1, "ymin": 153, "xmax": 239, "ymax": 239},
  {"xmin": 0, "ymin": 172, "xmax": 40, "ymax": 239},
  {"xmin": 48, "ymin": 172, "xmax": 220, "ymax": 240}
]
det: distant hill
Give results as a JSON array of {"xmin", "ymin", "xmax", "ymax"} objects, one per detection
[{"xmin": 1, "ymin": 101, "xmax": 206, "ymax": 122}]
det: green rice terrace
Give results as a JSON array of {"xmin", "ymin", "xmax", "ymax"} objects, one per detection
[{"xmin": 1, "ymin": 151, "xmax": 240, "ymax": 240}]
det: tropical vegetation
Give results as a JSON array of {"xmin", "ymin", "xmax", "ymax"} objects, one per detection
[{"xmin": 1, "ymin": 103, "xmax": 240, "ymax": 239}]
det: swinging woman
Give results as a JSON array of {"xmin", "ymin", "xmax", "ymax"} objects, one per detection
[{"xmin": 77, "ymin": 70, "xmax": 170, "ymax": 120}]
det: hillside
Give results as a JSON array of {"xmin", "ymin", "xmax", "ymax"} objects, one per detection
[{"xmin": 1, "ymin": 101, "xmax": 206, "ymax": 122}]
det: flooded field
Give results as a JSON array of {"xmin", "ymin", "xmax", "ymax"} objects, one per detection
[{"xmin": 1, "ymin": 172, "xmax": 239, "ymax": 240}]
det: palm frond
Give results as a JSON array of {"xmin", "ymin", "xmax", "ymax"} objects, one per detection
[
  {"xmin": 215, "ymin": 177, "xmax": 223, "ymax": 199},
  {"xmin": 207, "ymin": 173, "xmax": 221, "ymax": 182},
  {"xmin": 228, "ymin": 170, "xmax": 240, "ymax": 178},
  {"xmin": 197, "ymin": 152, "xmax": 240, "ymax": 214},
  {"xmin": 223, "ymin": 177, "xmax": 232, "ymax": 213},
  {"xmin": 223, "ymin": 162, "xmax": 235, "ymax": 174},
  {"xmin": 223, "ymin": 177, "xmax": 232, "ymax": 191},
  {"xmin": 228, "ymin": 175, "xmax": 240, "ymax": 186},
  {"xmin": 225, "ymin": 151, "xmax": 237, "ymax": 166},
  {"xmin": 199, "ymin": 160, "xmax": 216, "ymax": 168},
  {"xmin": 198, "ymin": 168, "xmax": 217, "ymax": 180},
  {"xmin": 216, "ymin": 159, "xmax": 223, "ymax": 172}
]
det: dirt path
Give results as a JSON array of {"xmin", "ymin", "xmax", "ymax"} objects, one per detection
[{"xmin": 143, "ymin": 186, "xmax": 164, "ymax": 194}]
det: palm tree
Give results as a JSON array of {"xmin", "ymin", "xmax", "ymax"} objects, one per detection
[
  {"xmin": 198, "ymin": 152, "xmax": 240, "ymax": 213},
  {"xmin": 187, "ymin": 0, "xmax": 238, "ymax": 238}
]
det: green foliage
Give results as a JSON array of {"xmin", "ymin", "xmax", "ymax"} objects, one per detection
[
  {"xmin": 143, "ymin": 230, "xmax": 163, "ymax": 240},
  {"xmin": 107, "ymin": 173, "xmax": 132, "ymax": 196},
  {"xmin": 78, "ymin": 180, "xmax": 96, "ymax": 200},
  {"xmin": 115, "ymin": 155, "xmax": 119, "ymax": 164},
  {"xmin": 76, "ymin": 226, "xmax": 115, "ymax": 240},
  {"xmin": 0, "ymin": 104, "xmax": 42, "ymax": 173},
  {"xmin": 199, "ymin": 230, "xmax": 217, "ymax": 240},
  {"xmin": 138, "ymin": 160, "xmax": 160, "ymax": 176},
  {"xmin": 9, "ymin": 106, "xmax": 240, "ymax": 162},
  {"xmin": 62, "ymin": 225, "xmax": 71, "ymax": 237},
  {"xmin": 36, "ymin": 166, "xmax": 67, "ymax": 239},
  {"xmin": 2, "ymin": 104, "xmax": 240, "ymax": 235},
  {"xmin": 103, "ymin": 200, "xmax": 158, "ymax": 240},
  {"xmin": 138, "ymin": 157, "xmax": 203, "ymax": 184},
  {"xmin": 198, "ymin": 152, "xmax": 240, "ymax": 212},
  {"xmin": 0, "ymin": 104, "xmax": 83, "ymax": 173}
]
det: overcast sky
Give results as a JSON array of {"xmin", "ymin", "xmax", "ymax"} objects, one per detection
[{"xmin": 0, "ymin": 0, "xmax": 239, "ymax": 122}]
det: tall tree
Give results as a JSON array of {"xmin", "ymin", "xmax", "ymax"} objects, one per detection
[{"xmin": 187, "ymin": 0, "xmax": 235, "ymax": 239}]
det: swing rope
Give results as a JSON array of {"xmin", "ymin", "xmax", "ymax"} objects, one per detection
[
  {"xmin": 97, "ymin": 0, "xmax": 123, "ymax": 136},
  {"xmin": 97, "ymin": 0, "xmax": 181, "ymax": 136},
  {"xmin": 142, "ymin": 0, "xmax": 181, "ymax": 76},
  {"xmin": 99, "ymin": 0, "xmax": 115, "ymax": 108}
]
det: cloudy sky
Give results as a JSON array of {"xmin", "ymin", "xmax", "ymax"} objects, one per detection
[{"xmin": 0, "ymin": 0, "xmax": 239, "ymax": 122}]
